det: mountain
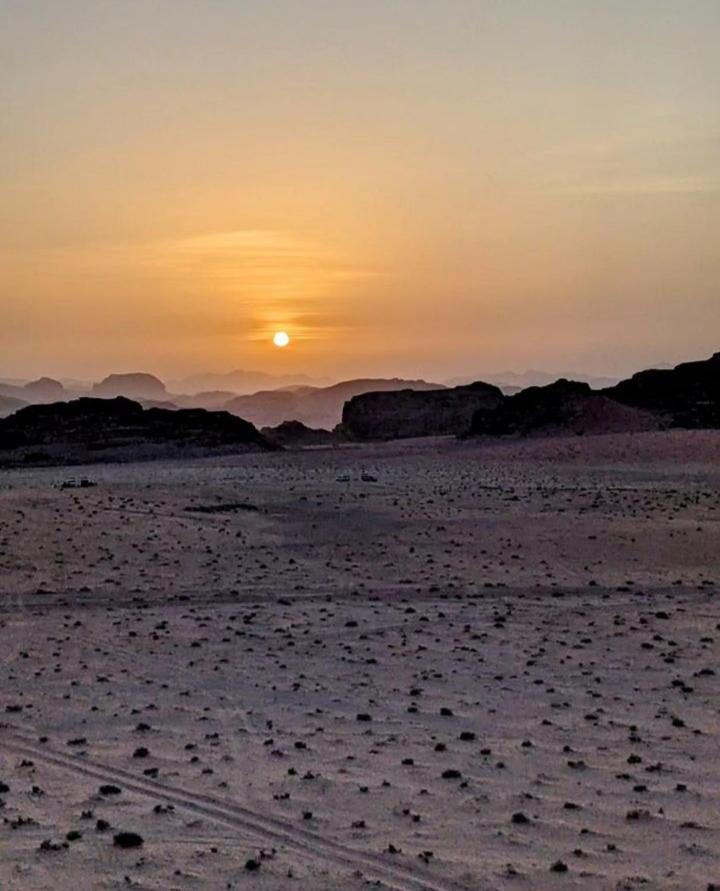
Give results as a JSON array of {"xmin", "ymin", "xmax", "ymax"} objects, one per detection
[
  {"xmin": 1, "ymin": 377, "xmax": 66, "ymax": 402},
  {"xmin": 604, "ymin": 352, "xmax": 720, "ymax": 428},
  {"xmin": 0, "ymin": 383, "xmax": 25, "ymax": 401},
  {"xmin": 446, "ymin": 370, "xmax": 619, "ymax": 392},
  {"xmin": 0, "ymin": 395, "xmax": 27, "ymax": 418},
  {"xmin": 92, "ymin": 373, "xmax": 168, "ymax": 400},
  {"xmin": 261, "ymin": 420, "xmax": 340, "ymax": 448},
  {"xmin": 0, "ymin": 377, "xmax": 67, "ymax": 407},
  {"xmin": 171, "ymin": 369, "xmax": 331, "ymax": 396},
  {"xmin": 0, "ymin": 397, "xmax": 275, "ymax": 466},
  {"xmin": 223, "ymin": 378, "xmax": 443, "ymax": 429},
  {"xmin": 173, "ymin": 390, "xmax": 241, "ymax": 410},
  {"xmin": 468, "ymin": 379, "xmax": 662, "ymax": 437},
  {"xmin": 466, "ymin": 352, "xmax": 720, "ymax": 438},
  {"xmin": 23, "ymin": 377, "xmax": 66, "ymax": 401},
  {"xmin": 342, "ymin": 382, "xmax": 503, "ymax": 440}
]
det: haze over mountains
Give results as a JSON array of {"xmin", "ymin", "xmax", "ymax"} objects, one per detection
[
  {"xmin": 222, "ymin": 378, "xmax": 441, "ymax": 430},
  {"xmin": 169, "ymin": 369, "xmax": 332, "ymax": 395},
  {"xmin": 0, "ymin": 363, "xmax": 631, "ymax": 423},
  {"xmin": 0, "ymin": 376, "xmax": 72, "ymax": 407},
  {"xmin": 1, "ymin": 351, "xmax": 718, "ymax": 462},
  {"xmin": 0, "ymin": 371, "xmax": 444, "ymax": 428}
]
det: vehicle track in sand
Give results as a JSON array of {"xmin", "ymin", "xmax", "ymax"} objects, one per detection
[
  {"xmin": 0, "ymin": 727, "xmax": 475, "ymax": 891},
  {"xmin": 0, "ymin": 581, "xmax": 681, "ymax": 618}
]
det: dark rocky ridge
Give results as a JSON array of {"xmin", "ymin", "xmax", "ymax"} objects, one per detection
[
  {"xmin": 2, "ymin": 352, "xmax": 717, "ymax": 449},
  {"xmin": 468, "ymin": 379, "xmax": 663, "ymax": 437},
  {"xmin": 0, "ymin": 397, "xmax": 275, "ymax": 466},
  {"xmin": 604, "ymin": 352, "xmax": 720, "ymax": 428},
  {"xmin": 342, "ymin": 382, "xmax": 504, "ymax": 440},
  {"xmin": 343, "ymin": 353, "xmax": 720, "ymax": 441}
]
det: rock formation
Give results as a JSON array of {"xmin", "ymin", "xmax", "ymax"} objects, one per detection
[
  {"xmin": 261, "ymin": 420, "xmax": 339, "ymax": 448},
  {"xmin": 92, "ymin": 373, "xmax": 168, "ymax": 401},
  {"xmin": 342, "ymin": 382, "xmax": 504, "ymax": 440},
  {"xmin": 0, "ymin": 397, "xmax": 274, "ymax": 466},
  {"xmin": 468, "ymin": 379, "xmax": 663, "ymax": 437},
  {"xmin": 224, "ymin": 378, "xmax": 443, "ymax": 429},
  {"xmin": 604, "ymin": 352, "xmax": 720, "ymax": 428},
  {"xmin": 22, "ymin": 377, "xmax": 66, "ymax": 402}
]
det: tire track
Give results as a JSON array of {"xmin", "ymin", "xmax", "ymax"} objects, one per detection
[
  {"xmin": 0, "ymin": 728, "xmax": 470, "ymax": 891},
  {"xmin": 0, "ymin": 581, "xmax": 665, "ymax": 617}
]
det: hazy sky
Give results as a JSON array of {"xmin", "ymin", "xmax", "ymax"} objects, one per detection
[{"xmin": 1, "ymin": 0, "xmax": 719, "ymax": 382}]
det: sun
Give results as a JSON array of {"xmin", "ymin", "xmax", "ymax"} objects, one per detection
[{"xmin": 272, "ymin": 331, "xmax": 290, "ymax": 348}]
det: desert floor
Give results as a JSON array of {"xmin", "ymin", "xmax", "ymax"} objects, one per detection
[{"xmin": 1, "ymin": 431, "xmax": 720, "ymax": 890}]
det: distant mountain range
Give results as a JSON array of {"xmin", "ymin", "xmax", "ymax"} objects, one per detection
[
  {"xmin": 445, "ymin": 370, "xmax": 620, "ymax": 392},
  {"xmin": 222, "ymin": 378, "xmax": 443, "ymax": 429},
  {"xmin": 0, "ymin": 372, "xmax": 444, "ymax": 429},
  {"xmin": 2, "ymin": 354, "xmax": 717, "ymax": 438},
  {"xmin": 0, "ymin": 395, "xmax": 28, "ymax": 418},
  {"xmin": 169, "ymin": 369, "xmax": 331, "ymax": 395},
  {"xmin": 0, "ymin": 377, "xmax": 74, "ymax": 416}
]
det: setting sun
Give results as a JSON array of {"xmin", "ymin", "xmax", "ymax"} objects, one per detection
[{"xmin": 273, "ymin": 331, "xmax": 290, "ymax": 348}]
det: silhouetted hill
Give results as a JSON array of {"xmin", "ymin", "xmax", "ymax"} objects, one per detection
[
  {"xmin": 261, "ymin": 420, "xmax": 339, "ymax": 448},
  {"xmin": 0, "ymin": 377, "xmax": 67, "ymax": 404},
  {"xmin": 468, "ymin": 379, "xmax": 662, "ymax": 437},
  {"xmin": 137, "ymin": 399, "xmax": 179, "ymax": 411},
  {"xmin": 171, "ymin": 369, "xmax": 330, "ymax": 395},
  {"xmin": 174, "ymin": 390, "xmax": 239, "ymax": 410},
  {"xmin": 0, "ymin": 383, "xmax": 23, "ymax": 401},
  {"xmin": 342, "ymin": 382, "xmax": 503, "ymax": 440},
  {"xmin": 224, "ymin": 378, "xmax": 443, "ymax": 429},
  {"xmin": 92, "ymin": 373, "xmax": 168, "ymax": 400},
  {"xmin": 0, "ymin": 395, "xmax": 27, "ymax": 418},
  {"xmin": 23, "ymin": 377, "xmax": 66, "ymax": 401},
  {"xmin": 0, "ymin": 397, "xmax": 274, "ymax": 466},
  {"xmin": 605, "ymin": 352, "xmax": 720, "ymax": 428}
]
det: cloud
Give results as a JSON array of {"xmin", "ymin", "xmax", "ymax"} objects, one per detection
[
  {"xmin": 142, "ymin": 229, "xmax": 375, "ymax": 295},
  {"xmin": 131, "ymin": 229, "xmax": 377, "ymax": 343}
]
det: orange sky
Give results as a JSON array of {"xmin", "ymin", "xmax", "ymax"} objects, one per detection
[{"xmin": 1, "ymin": 1, "xmax": 719, "ymax": 382}]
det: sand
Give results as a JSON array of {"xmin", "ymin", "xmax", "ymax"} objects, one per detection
[{"xmin": 1, "ymin": 430, "xmax": 720, "ymax": 890}]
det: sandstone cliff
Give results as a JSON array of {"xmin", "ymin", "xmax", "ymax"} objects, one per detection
[{"xmin": 342, "ymin": 382, "xmax": 504, "ymax": 440}]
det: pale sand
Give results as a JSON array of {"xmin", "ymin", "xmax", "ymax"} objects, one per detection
[{"xmin": 1, "ymin": 430, "xmax": 720, "ymax": 890}]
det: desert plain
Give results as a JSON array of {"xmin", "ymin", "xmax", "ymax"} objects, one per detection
[{"xmin": 2, "ymin": 430, "xmax": 720, "ymax": 890}]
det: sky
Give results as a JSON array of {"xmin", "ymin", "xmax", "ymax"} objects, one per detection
[{"xmin": 1, "ymin": 0, "xmax": 719, "ymax": 383}]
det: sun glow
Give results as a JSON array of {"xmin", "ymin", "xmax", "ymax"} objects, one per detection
[{"xmin": 273, "ymin": 331, "xmax": 290, "ymax": 348}]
